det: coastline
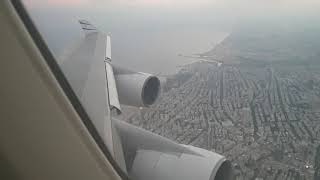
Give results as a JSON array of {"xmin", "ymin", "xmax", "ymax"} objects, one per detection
[{"xmin": 172, "ymin": 33, "xmax": 230, "ymax": 74}]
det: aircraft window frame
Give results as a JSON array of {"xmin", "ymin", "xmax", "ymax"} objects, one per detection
[{"xmin": 10, "ymin": 1, "xmax": 129, "ymax": 179}]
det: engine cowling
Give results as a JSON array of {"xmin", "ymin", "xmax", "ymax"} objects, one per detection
[
  {"xmin": 113, "ymin": 66, "xmax": 160, "ymax": 107},
  {"xmin": 113, "ymin": 119, "xmax": 233, "ymax": 180},
  {"xmin": 131, "ymin": 146, "xmax": 233, "ymax": 180}
]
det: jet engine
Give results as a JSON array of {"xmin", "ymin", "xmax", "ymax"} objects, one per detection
[
  {"xmin": 113, "ymin": 65, "xmax": 160, "ymax": 107},
  {"xmin": 113, "ymin": 119, "xmax": 233, "ymax": 180}
]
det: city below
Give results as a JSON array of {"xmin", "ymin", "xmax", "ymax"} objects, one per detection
[{"xmin": 118, "ymin": 27, "xmax": 320, "ymax": 180}]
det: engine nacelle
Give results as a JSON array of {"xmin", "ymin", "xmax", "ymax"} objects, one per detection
[
  {"xmin": 113, "ymin": 119, "xmax": 233, "ymax": 180},
  {"xmin": 130, "ymin": 146, "xmax": 233, "ymax": 180},
  {"xmin": 113, "ymin": 66, "xmax": 160, "ymax": 107}
]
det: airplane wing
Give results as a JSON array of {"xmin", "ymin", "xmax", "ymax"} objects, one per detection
[
  {"xmin": 0, "ymin": 3, "xmax": 232, "ymax": 177},
  {"xmin": 71, "ymin": 20, "xmax": 233, "ymax": 180},
  {"xmin": 59, "ymin": 21, "xmax": 116, "ymax": 158}
]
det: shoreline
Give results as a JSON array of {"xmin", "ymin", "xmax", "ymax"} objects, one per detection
[{"xmin": 170, "ymin": 33, "xmax": 230, "ymax": 75}]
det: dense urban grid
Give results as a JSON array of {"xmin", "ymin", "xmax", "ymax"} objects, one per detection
[{"xmin": 118, "ymin": 28, "xmax": 320, "ymax": 180}]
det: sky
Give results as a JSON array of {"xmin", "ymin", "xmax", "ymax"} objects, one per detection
[
  {"xmin": 22, "ymin": 0, "xmax": 320, "ymax": 74},
  {"xmin": 24, "ymin": 0, "xmax": 320, "ymax": 15},
  {"xmin": 23, "ymin": 0, "xmax": 320, "ymax": 35},
  {"xmin": 22, "ymin": 0, "xmax": 320, "ymax": 40}
]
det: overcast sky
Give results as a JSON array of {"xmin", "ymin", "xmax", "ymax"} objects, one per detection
[
  {"xmin": 24, "ymin": 0, "xmax": 320, "ymax": 30},
  {"xmin": 22, "ymin": 0, "xmax": 320, "ymax": 74}
]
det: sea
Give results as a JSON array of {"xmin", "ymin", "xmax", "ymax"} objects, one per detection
[{"xmin": 111, "ymin": 28, "xmax": 229, "ymax": 75}]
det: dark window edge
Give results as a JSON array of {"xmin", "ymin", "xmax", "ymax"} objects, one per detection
[{"xmin": 10, "ymin": 1, "xmax": 129, "ymax": 179}]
